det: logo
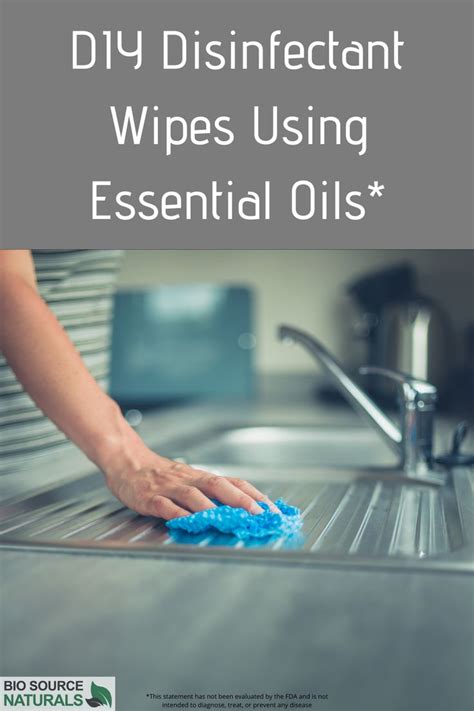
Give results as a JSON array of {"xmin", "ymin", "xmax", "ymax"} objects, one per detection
[
  {"xmin": 0, "ymin": 677, "xmax": 115, "ymax": 711},
  {"xmin": 86, "ymin": 682, "xmax": 113, "ymax": 708}
]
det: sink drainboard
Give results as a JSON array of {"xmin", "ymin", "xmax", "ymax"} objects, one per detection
[{"xmin": 0, "ymin": 472, "xmax": 472, "ymax": 572}]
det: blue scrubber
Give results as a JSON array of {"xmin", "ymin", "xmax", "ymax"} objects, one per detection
[{"xmin": 167, "ymin": 498, "xmax": 302, "ymax": 540}]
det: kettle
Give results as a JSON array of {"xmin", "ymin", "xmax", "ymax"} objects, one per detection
[
  {"xmin": 347, "ymin": 264, "xmax": 452, "ymax": 400},
  {"xmin": 372, "ymin": 296, "xmax": 452, "ymax": 398}
]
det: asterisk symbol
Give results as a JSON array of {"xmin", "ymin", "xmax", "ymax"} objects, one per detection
[{"xmin": 368, "ymin": 181, "xmax": 385, "ymax": 197}]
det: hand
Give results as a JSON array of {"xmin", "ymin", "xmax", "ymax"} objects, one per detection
[{"xmin": 103, "ymin": 443, "xmax": 278, "ymax": 520}]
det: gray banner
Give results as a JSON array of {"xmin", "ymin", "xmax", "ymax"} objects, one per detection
[{"xmin": 1, "ymin": 0, "xmax": 472, "ymax": 249}]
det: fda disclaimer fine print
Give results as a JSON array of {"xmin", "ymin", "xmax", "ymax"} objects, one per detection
[
  {"xmin": 146, "ymin": 693, "xmax": 329, "ymax": 708},
  {"xmin": 0, "ymin": 1, "xmax": 473, "ymax": 711}
]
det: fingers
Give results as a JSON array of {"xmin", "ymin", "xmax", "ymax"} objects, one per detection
[
  {"xmin": 196, "ymin": 472, "xmax": 264, "ymax": 514},
  {"xmin": 227, "ymin": 477, "xmax": 280, "ymax": 513},
  {"xmin": 109, "ymin": 459, "xmax": 275, "ymax": 522},
  {"xmin": 148, "ymin": 495, "xmax": 190, "ymax": 521},
  {"xmin": 170, "ymin": 485, "xmax": 216, "ymax": 513}
]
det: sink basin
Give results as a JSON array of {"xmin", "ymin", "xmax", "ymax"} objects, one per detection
[{"xmin": 176, "ymin": 425, "xmax": 399, "ymax": 469}]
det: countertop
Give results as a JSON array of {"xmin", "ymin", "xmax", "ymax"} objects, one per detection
[{"xmin": 1, "ymin": 378, "xmax": 473, "ymax": 711}]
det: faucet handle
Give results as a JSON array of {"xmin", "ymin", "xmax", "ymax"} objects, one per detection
[{"xmin": 359, "ymin": 366, "xmax": 437, "ymax": 403}]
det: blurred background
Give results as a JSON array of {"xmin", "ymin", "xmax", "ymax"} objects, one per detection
[{"xmin": 110, "ymin": 250, "xmax": 474, "ymax": 411}]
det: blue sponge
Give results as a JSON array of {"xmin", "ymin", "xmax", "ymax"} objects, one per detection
[{"xmin": 167, "ymin": 498, "xmax": 302, "ymax": 540}]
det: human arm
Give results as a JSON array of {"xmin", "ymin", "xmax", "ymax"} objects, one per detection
[{"xmin": 0, "ymin": 250, "xmax": 271, "ymax": 518}]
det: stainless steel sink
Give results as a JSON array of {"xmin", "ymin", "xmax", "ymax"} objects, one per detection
[
  {"xmin": 1, "ymin": 414, "xmax": 472, "ymax": 572},
  {"xmin": 0, "ymin": 463, "xmax": 472, "ymax": 573},
  {"xmin": 174, "ymin": 425, "xmax": 398, "ymax": 468}
]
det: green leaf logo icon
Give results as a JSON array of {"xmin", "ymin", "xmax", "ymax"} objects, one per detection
[{"xmin": 86, "ymin": 682, "xmax": 113, "ymax": 707}]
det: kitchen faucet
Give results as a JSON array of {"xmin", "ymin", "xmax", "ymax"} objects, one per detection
[{"xmin": 278, "ymin": 324, "xmax": 446, "ymax": 485}]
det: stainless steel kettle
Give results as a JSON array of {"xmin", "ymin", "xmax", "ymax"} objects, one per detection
[{"xmin": 374, "ymin": 296, "xmax": 452, "ymax": 396}]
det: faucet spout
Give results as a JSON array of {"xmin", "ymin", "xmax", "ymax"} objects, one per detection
[{"xmin": 278, "ymin": 325, "xmax": 402, "ymax": 454}]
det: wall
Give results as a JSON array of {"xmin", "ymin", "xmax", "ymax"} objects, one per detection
[{"xmin": 117, "ymin": 250, "xmax": 473, "ymax": 374}]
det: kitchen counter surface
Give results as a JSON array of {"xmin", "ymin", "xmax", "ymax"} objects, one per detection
[
  {"xmin": 1, "ymin": 549, "xmax": 473, "ymax": 711},
  {"xmin": 1, "ymin": 382, "xmax": 473, "ymax": 711}
]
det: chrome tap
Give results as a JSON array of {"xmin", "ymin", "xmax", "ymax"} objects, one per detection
[{"xmin": 278, "ymin": 324, "xmax": 445, "ymax": 485}]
